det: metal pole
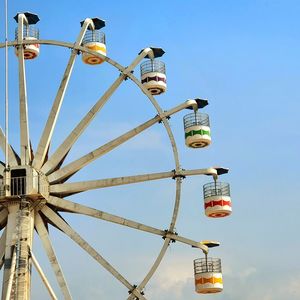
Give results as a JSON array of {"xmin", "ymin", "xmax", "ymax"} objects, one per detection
[
  {"xmin": 30, "ymin": 252, "xmax": 58, "ymax": 300},
  {"xmin": 214, "ymin": 175, "xmax": 218, "ymax": 195},
  {"xmin": 205, "ymin": 252, "xmax": 208, "ymax": 273},
  {"xmin": 4, "ymin": 0, "xmax": 9, "ymax": 169},
  {"xmin": 4, "ymin": 0, "xmax": 11, "ymax": 200}
]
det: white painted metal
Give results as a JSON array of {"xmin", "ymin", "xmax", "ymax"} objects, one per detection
[
  {"xmin": 30, "ymin": 251, "xmax": 58, "ymax": 300},
  {"xmin": 32, "ymin": 19, "xmax": 95, "ymax": 170},
  {"xmin": 17, "ymin": 14, "xmax": 32, "ymax": 165},
  {"xmin": 0, "ymin": 127, "xmax": 19, "ymax": 166},
  {"xmin": 35, "ymin": 213, "xmax": 72, "ymax": 300},
  {"xmin": 41, "ymin": 47, "xmax": 155, "ymax": 175},
  {"xmin": 49, "ymin": 168, "xmax": 217, "ymax": 194},
  {"xmin": 41, "ymin": 206, "xmax": 147, "ymax": 300}
]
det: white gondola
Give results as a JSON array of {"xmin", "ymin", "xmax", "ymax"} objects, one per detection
[
  {"xmin": 140, "ymin": 59, "xmax": 166, "ymax": 95},
  {"xmin": 194, "ymin": 257, "xmax": 223, "ymax": 294},
  {"xmin": 15, "ymin": 25, "xmax": 40, "ymax": 59},
  {"xmin": 183, "ymin": 112, "xmax": 211, "ymax": 148},
  {"xmin": 82, "ymin": 30, "xmax": 106, "ymax": 65},
  {"xmin": 203, "ymin": 182, "xmax": 232, "ymax": 218}
]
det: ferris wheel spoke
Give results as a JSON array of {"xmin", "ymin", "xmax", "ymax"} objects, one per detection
[
  {"xmin": 0, "ymin": 127, "xmax": 20, "ymax": 166},
  {"xmin": 47, "ymin": 100, "xmax": 198, "ymax": 184},
  {"xmin": 40, "ymin": 205, "xmax": 147, "ymax": 299},
  {"xmin": 46, "ymin": 196, "xmax": 208, "ymax": 253},
  {"xmin": 41, "ymin": 47, "xmax": 157, "ymax": 176},
  {"xmin": 49, "ymin": 167, "xmax": 218, "ymax": 195},
  {"xmin": 17, "ymin": 15, "xmax": 32, "ymax": 165},
  {"xmin": 30, "ymin": 251, "xmax": 58, "ymax": 300},
  {"xmin": 35, "ymin": 213, "xmax": 73, "ymax": 300},
  {"xmin": 32, "ymin": 19, "xmax": 95, "ymax": 170}
]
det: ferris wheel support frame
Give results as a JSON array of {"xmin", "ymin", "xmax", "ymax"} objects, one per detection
[{"xmin": 0, "ymin": 15, "xmax": 229, "ymax": 298}]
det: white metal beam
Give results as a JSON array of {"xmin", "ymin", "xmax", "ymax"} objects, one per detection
[
  {"xmin": 32, "ymin": 19, "xmax": 95, "ymax": 170},
  {"xmin": 17, "ymin": 14, "xmax": 32, "ymax": 165},
  {"xmin": 49, "ymin": 168, "xmax": 217, "ymax": 195},
  {"xmin": 35, "ymin": 213, "xmax": 72, "ymax": 300},
  {"xmin": 31, "ymin": 251, "xmax": 58, "ymax": 300},
  {"xmin": 0, "ymin": 127, "xmax": 19, "ymax": 166},
  {"xmin": 47, "ymin": 100, "xmax": 198, "ymax": 184},
  {"xmin": 41, "ymin": 48, "xmax": 155, "ymax": 175},
  {"xmin": 41, "ymin": 206, "xmax": 147, "ymax": 300},
  {"xmin": 46, "ymin": 196, "xmax": 208, "ymax": 253}
]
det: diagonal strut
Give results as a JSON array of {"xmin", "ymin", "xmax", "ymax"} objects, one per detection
[{"xmin": 35, "ymin": 213, "xmax": 72, "ymax": 300}]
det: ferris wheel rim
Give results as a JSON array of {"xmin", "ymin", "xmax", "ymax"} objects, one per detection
[{"xmin": 0, "ymin": 38, "xmax": 186, "ymax": 297}]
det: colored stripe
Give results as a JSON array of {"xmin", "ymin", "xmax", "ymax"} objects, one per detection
[
  {"xmin": 141, "ymin": 76, "xmax": 166, "ymax": 84},
  {"xmin": 86, "ymin": 44, "xmax": 106, "ymax": 52},
  {"xmin": 185, "ymin": 129, "xmax": 210, "ymax": 138},
  {"xmin": 205, "ymin": 200, "xmax": 231, "ymax": 209},
  {"xmin": 195, "ymin": 277, "xmax": 223, "ymax": 285}
]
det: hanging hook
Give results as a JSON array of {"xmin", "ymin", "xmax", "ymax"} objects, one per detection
[{"xmin": 213, "ymin": 174, "xmax": 218, "ymax": 195}]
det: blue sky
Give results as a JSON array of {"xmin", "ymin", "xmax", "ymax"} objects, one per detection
[{"xmin": 1, "ymin": 1, "xmax": 300, "ymax": 299}]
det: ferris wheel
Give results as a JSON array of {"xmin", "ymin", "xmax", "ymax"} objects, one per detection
[{"xmin": 0, "ymin": 12, "xmax": 233, "ymax": 300}]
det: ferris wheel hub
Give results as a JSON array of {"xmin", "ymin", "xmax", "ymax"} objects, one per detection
[{"xmin": 0, "ymin": 165, "xmax": 49, "ymax": 201}]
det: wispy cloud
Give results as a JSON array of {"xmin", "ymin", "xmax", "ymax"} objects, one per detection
[{"xmin": 144, "ymin": 257, "xmax": 300, "ymax": 300}]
